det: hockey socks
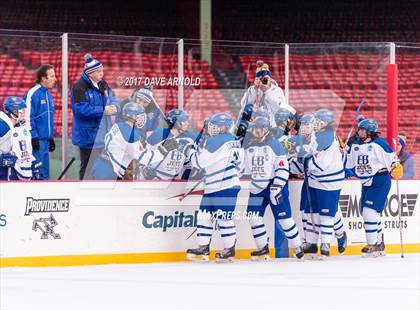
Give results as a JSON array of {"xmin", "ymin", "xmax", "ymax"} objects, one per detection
[
  {"xmin": 278, "ymin": 218, "xmax": 302, "ymax": 248},
  {"xmin": 362, "ymin": 207, "xmax": 381, "ymax": 245},
  {"xmin": 249, "ymin": 216, "xmax": 268, "ymax": 249}
]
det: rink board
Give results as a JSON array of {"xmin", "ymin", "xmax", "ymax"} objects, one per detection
[{"xmin": 0, "ymin": 180, "xmax": 419, "ymax": 267}]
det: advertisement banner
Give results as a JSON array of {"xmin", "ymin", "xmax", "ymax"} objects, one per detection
[{"xmin": 0, "ymin": 180, "xmax": 418, "ymax": 267}]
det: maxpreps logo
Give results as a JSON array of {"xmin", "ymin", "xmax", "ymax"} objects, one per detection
[
  {"xmin": 340, "ymin": 194, "xmax": 417, "ymax": 230},
  {"xmin": 24, "ymin": 197, "xmax": 70, "ymax": 216},
  {"xmin": 142, "ymin": 210, "xmax": 198, "ymax": 232}
]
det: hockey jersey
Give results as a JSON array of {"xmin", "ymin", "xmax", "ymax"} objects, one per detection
[
  {"xmin": 243, "ymin": 137, "xmax": 289, "ymax": 194},
  {"xmin": 147, "ymin": 128, "xmax": 197, "ymax": 180},
  {"xmin": 345, "ymin": 137, "xmax": 398, "ymax": 186},
  {"xmin": 307, "ymin": 130, "xmax": 344, "ymax": 191},
  {"xmin": 0, "ymin": 112, "xmax": 34, "ymax": 180},
  {"xmin": 104, "ymin": 121, "xmax": 163, "ymax": 178},
  {"xmin": 188, "ymin": 133, "xmax": 243, "ymax": 194}
]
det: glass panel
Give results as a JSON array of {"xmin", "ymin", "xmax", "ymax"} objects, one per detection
[
  {"xmin": 0, "ymin": 29, "xmax": 63, "ymax": 180},
  {"xmin": 396, "ymin": 43, "xmax": 420, "ymax": 178},
  {"xmin": 67, "ymin": 33, "xmax": 180, "ymax": 180},
  {"xmin": 288, "ymin": 42, "xmax": 391, "ymax": 146}
]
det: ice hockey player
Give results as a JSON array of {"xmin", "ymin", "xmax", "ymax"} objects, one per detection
[
  {"xmin": 272, "ymin": 107, "xmax": 296, "ymax": 141},
  {"xmin": 91, "ymin": 102, "xmax": 178, "ymax": 180},
  {"xmin": 0, "ymin": 96, "xmax": 41, "ymax": 181},
  {"xmin": 185, "ymin": 112, "xmax": 243, "ymax": 262},
  {"xmin": 144, "ymin": 108, "xmax": 197, "ymax": 180},
  {"xmin": 304, "ymin": 109, "xmax": 345, "ymax": 258},
  {"xmin": 243, "ymin": 116, "xmax": 304, "ymax": 260},
  {"xmin": 345, "ymin": 119, "xmax": 402, "ymax": 257},
  {"xmin": 288, "ymin": 114, "xmax": 347, "ymax": 255}
]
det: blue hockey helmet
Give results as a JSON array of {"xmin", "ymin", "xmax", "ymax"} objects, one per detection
[
  {"xmin": 299, "ymin": 114, "xmax": 314, "ymax": 135},
  {"xmin": 208, "ymin": 112, "xmax": 233, "ymax": 136},
  {"xmin": 252, "ymin": 116, "xmax": 271, "ymax": 129},
  {"xmin": 300, "ymin": 114, "xmax": 314, "ymax": 125},
  {"xmin": 252, "ymin": 107, "xmax": 269, "ymax": 120},
  {"xmin": 3, "ymin": 96, "xmax": 26, "ymax": 124},
  {"xmin": 251, "ymin": 116, "xmax": 271, "ymax": 140},
  {"xmin": 275, "ymin": 107, "xmax": 294, "ymax": 126},
  {"xmin": 122, "ymin": 101, "xmax": 147, "ymax": 128},
  {"xmin": 358, "ymin": 119, "xmax": 378, "ymax": 134},
  {"xmin": 313, "ymin": 109, "xmax": 334, "ymax": 132},
  {"xmin": 3, "ymin": 96, "xmax": 26, "ymax": 114},
  {"xmin": 166, "ymin": 108, "xmax": 189, "ymax": 130}
]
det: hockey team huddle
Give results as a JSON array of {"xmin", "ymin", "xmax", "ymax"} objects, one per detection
[{"xmin": 0, "ymin": 61, "xmax": 404, "ymax": 262}]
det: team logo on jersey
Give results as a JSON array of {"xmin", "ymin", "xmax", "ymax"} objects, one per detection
[
  {"xmin": 40, "ymin": 99, "xmax": 46, "ymax": 105},
  {"xmin": 278, "ymin": 160, "xmax": 285, "ymax": 167},
  {"xmin": 23, "ymin": 129, "xmax": 28, "ymax": 136},
  {"xmin": 249, "ymin": 148, "xmax": 254, "ymax": 153},
  {"xmin": 13, "ymin": 132, "xmax": 18, "ymax": 137},
  {"xmin": 24, "ymin": 197, "xmax": 70, "ymax": 216},
  {"xmin": 32, "ymin": 214, "xmax": 61, "ymax": 239},
  {"xmin": 354, "ymin": 146, "xmax": 359, "ymax": 151},
  {"xmin": 368, "ymin": 145, "xmax": 373, "ymax": 152}
]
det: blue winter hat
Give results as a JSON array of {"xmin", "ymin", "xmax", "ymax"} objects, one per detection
[
  {"xmin": 398, "ymin": 133, "xmax": 407, "ymax": 148},
  {"xmin": 84, "ymin": 54, "xmax": 103, "ymax": 75}
]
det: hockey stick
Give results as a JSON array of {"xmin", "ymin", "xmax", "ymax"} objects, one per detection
[
  {"xmin": 392, "ymin": 138, "xmax": 404, "ymax": 258},
  {"xmin": 57, "ymin": 157, "xmax": 76, "ymax": 180},
  {"xmin": 344, "ymin": 100, "xmax": 365, "ymax": 146}
]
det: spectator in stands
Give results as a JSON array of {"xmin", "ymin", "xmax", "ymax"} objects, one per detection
[
  {"xmin": 238, "ymin": 60, "xmax": 294, "ymax": 127},
  {"xmin": 129, "ymin": 87, "xmax": 162, "ymax": 134},
  {"xmin": 71, "ymin": 54, "xmax": 120, "ymax": 180},
  {"xmin": 23, "ymin": 64, "xmax": 57, "ymax": 180},
  {"xmin": 397, "ymin": 133, "xmax": 415, "ymax": 178}
]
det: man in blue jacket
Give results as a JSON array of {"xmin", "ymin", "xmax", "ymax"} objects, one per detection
[
  {"xmin": 71, "ymin": 54, "xmax": 120, "ymax": 180},
  {"xmin": 23, "ymin": 64, "xmax": 57, "ymax": 180}
]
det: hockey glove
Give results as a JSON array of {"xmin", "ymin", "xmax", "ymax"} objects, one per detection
[
  {"xmin": 269, "ymin": 184, "xmax": 283, "ymax": 205},
  {"xmin": 31, "ymin": 160, "xmax": 42, "ymax": 180},
  {"xmin": 158, "ymin": 138, "xmax": 179, "ymax": 156},
  {"xmin": 344, "ymin": 168, "xmax": 355, "ymax": 179},
  {"xmin": 391, "ymin": 163, "xmax": 403, "ymax": 179},
  {"xmin": 0, "ymin": 153, "xmax": 18, "ymax": 167},
  {"xmin": 282, "ymin": 139, "xmax": 296, "ymax": 155},
  {"xmin": 31, "ymin": 138, "xmax": 40, "ymax": 151},
  {"xmin": 49, "ymin": 138, "xmax": 56, "ymax": 152},
  {"xmin": 142, "ymin": 165, "xmax": 157, "ymax": 180},
  {"xmin": 178, "ymin": 139, "xmax": 195, "ymax": 156}
]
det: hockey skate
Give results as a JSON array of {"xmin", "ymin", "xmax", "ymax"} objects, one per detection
[
  {"xmin": 294, "ymin": 246, "xmax": 304, "ymax": 260},
  {"xmin": 303, "ymin": 243, "xmax": 318, "ymax": 259},
  {"xmin": 215, "ymin": 245, "xmax": 235, "ymax": 263},
  {"xmin": 361, "ymin": 244, "xmax": 381, "ymax": 258},
  {"xmin": 319, "ymin": 243, "xmax": 330, "ymax": 260},
  {"xmin": 186, "ymin": 244, "xmax": 210, "ymax": 262},
  {"xmin": 250, "ymin": 243, "xmax": 270, "ymax": 261},
  {"xmin": 337, "ymin": 232, "xmax": 347, "ymax": 255},
  {"xmin": 377, "ymin": 234, "xmax": 386, "ymax": 256}
]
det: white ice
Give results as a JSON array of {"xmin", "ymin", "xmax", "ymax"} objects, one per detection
[{"xmin": 1, "ymin": 254, "xmax": 419, "ymax": 310}]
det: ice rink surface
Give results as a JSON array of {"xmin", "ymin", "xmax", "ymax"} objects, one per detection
[{"xmin": 1, "ymin": 254, "xmax": 419, "ymax": 310}]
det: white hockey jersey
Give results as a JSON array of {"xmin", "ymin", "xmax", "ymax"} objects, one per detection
[
  {"xmin": 307, "ymin": 130, "xmax": 344, "ymax": 191},
  {"xmin": 0, "ymin": 112, "xmax": 34, "ymax": 180},
  {"xmin": 243, "ymin": 137, "xmax": 289, "ymax": 194},
  {"xmin": 188, "ymin": 133, "xmax": 243, "ymax": 194},
  {"xmin": 345, "ymin": 138, "xmax": 398, "ymax": 186},
  {"xmin": 146, "ymin": 128, "xmax": 196, "ymax": 180},
  {"xmin": 104, "ymin": 122, "xmax": 163, "ymax": 178}
]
